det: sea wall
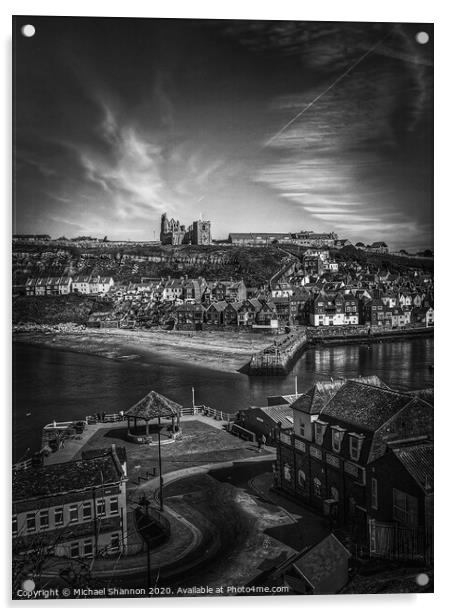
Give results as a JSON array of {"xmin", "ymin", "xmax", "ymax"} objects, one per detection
[
  {"xmin": 245, "ymin": 325, "xmax": 433, "ymax": 375},
  {"xmin": 246, "ymin": 330, "xmax": 309, "ymax": 375}
]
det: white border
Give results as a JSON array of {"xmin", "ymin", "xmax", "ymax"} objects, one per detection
[{"xmin": 2, "ymin": 1, "xmax": 449, "ymax": 613}]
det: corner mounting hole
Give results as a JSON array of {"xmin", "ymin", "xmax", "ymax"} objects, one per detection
[
  {"xmin": 415, "ymin": 31, "xmax": 429, "ymax": 45},
  {"xmin": 416, "ymin": 573, "xmax": 430, "ymax": 586},
  {"xmin": 21, "ymin": 24, "xmax": 35, "ymax": 38}
]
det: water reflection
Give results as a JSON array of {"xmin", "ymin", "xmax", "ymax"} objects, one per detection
[{"xmin": 13, "ymin": 337, "xmax": 433, "ymax": 461}]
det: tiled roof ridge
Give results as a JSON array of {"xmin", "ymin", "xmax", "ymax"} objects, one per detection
[
  {"xmin": 392, "ymin": 441, "xmax": 433, "ymax": 453},
  {"xmin": 345, "ymin": 379, "xmax": 409, "ymax": 397}
]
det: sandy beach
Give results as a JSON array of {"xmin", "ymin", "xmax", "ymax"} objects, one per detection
[{"xmin": 13, "ymin": 326, "xmax": 280, "ymax": 373}]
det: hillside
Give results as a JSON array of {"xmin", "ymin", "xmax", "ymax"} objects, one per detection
[
  {"xmin": 13, "ymin": 244, "xmax": 287, "ymax": 288},
  {"xmin": 12, "ymin": 295, "xmax": 113, "ymax": 325}
]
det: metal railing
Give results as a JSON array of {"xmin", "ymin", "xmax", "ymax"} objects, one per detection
[
  {"xmin": 180, "ymin": 405, "xmax": 238, "ymax": 422},
  {"xmin": 12, "ymin": 458, "xmax": 33, "ymax": 472}
]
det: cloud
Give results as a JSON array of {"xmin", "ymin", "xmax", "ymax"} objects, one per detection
[
  {"xmin": 51, "ymin": 100, "xmax": 231, "ymax": 236},
  {"xmin": 251, "ymin": 35, "xmax": 432, "ymax": 248}
]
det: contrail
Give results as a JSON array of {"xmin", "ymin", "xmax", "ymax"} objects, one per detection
[{"xmin": 263, "ymin": 29, "xmax": 394, "ymax": 148}]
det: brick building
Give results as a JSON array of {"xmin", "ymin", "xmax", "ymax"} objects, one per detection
[
  {"xmin": 275, "ymin": 377, "xmax": 433, "ymax": 560},
  {"xmin": 12, "ymin": 446, "xmax": 128, "ymax": 559}
]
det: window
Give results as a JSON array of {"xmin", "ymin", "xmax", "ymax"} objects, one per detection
[
  {"xmin": 298, "ymin": 421, "xmax": 305, "ymax": 438},
  {"xmin": 313, "ymin": 477, "xmax": 322, "ymax": 499},
  {"xmin": 83, "ymin": 539, "xmax": 94, "ymax": 558},
  {"xmin": 82, "ymin": 502, "xmax": 92, "ymax": 521},
  {"xmin": 331, "ymin": 427, "xmax": 345, "ymax": 453},
  {"xmin": 39, "ymin": 510, "xmax": 49, "ymax": 530},
  {"xmin": 297, "ymin": 470, "xmax": 306, "ymax": 488},
  {"xmin": 283, "ymin": 464, "xmax": 292, "ymax": 482},
  {"xmin": 54, "ymin": 507, "xmax": 64, "ymax": 526},
  {"xmin": 12, "ymin": 515, "xmax": 18, "ymax": 537},
  {"xmin": 393, "ymin": 489, "xmax": 418, "ymax": 527},
  {"xmin": 371, "ymin": 478, "xmax": 378, "ymax": 510},
  {"xmin": 110, "ymin": 497, "xmax": 119, "ymax": 516},
  {"xmin": 349, "ymin": 434, "xmax": 364, "ymax": 461},
  {"xmin": 314, "ymin": 421, "xmax": 328, "ymax": 446},
  {"xmin": 70, "ymin": 542, "xmax": 80, "ymax": 558},
  {"xmin": 96, "ymin": 499, "xmax": 106, "ymax": 517},
  {"xmin": 110, "ymin": 533, "xmax": 120, "ymax": 552},
  {"xmin": 26, "ymin": 513, "xmax": 36, "ymax": 533},
  {"xmin": 69, "ymin": 505, "xmax": 79, "ymax": 524}
]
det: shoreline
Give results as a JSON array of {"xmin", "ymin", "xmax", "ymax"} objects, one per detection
[
  {"xmin": 246, "ymin": 325, "xmax": 434, "ymax": 375},
  {"xmin": 12, "ymin": 327, "xmax": 277, "ymax": 374},
  {"xmin": 13, "ymin": 324, "xmax": 434, "ymax": 376}
]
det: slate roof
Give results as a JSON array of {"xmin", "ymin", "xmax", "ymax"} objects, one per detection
[
  {"xmin": 369, "ymin": 397, "xmax": 433, "ymax": 463},
  {"xmin": 254, "ymin": 405, "xmax": 293, "ymax": 429},
  {"xmin": 291, "ymin": 380, "xmax": 344, "ymax": 415},
  {"xmin": 225, "ymin": 301, "xmax": 242, "ymax": 311},
  {"xmin": 267, "ymin": 394, "xmax": 299, "ymax": 406},
  {"xmin": 124, "ymin": 390, "xmax": 181, "ymax": 420},
  {"xmin": 290, "ymin": 376, "xmax": 389, "ymax": 417},
  {"xmin": 320, "ymin": 380, "xmax": 412, "ymax": 431},
  {"xmin": 392, "ymin": 443, "xmax": 433, "ymax": 493},
  {"xmin": 292, "ymin": 534, "xmax": 350, "ymax": 590},
  {"xmin": 13, "ymin": 452, "xmax": 124, "ymax": 501},
  {"xmin": 209, "ymin": 301, "xmax": 228, "ymax": 311},
  {"xmin": 408, "ymin": 388, "xmax": 434, "ymax": 405}
]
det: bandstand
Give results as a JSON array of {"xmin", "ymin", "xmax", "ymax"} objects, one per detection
[{"xmin": 124, "ymin": 390, "xmax": 182, "ymax": 445}]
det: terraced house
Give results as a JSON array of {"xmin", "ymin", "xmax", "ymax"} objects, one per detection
[
  {"xmin": 12, "ymin": 446, "xmax": 128, "ymax": 559},
  {"xmin": 309, "ymin": 292, "xmax": 358, "ymax": 326},
  {"xmin": 275, "ymin": 377, "xmax": 433, "ymax": 562}
]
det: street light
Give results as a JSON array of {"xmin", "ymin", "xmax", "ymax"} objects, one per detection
[{"xmin": 158, "ymin": 416, "xmax": 163, "ymax": 512}]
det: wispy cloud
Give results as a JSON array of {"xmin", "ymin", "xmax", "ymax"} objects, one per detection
[{"xmin": 54, "ymin": 99, "xmax": 230, "ymax": 235}]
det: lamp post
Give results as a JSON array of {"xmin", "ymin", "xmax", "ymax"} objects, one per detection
[
  {"xmin": 158, "ymin": 416, "xmax": 163, "ymax": 511},
  {"xmin": 192, "ymin": 387, "xmax": 195, "ymax": 413},
  {"xmin": 139, "ymin": 494, "xmax": 152, "ymax": 588}
]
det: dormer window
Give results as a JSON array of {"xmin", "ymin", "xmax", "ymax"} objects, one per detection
[
  {"xmin": 331, "ymin": 426, "xmax": 347, "ymax": 453},
  {"xmin": 314, "ymin": 420, "xmax": 328, "ymax": 446},
  {"xmin": 349, "ymin": 433, "xmax": 365, "ymax": 461}
]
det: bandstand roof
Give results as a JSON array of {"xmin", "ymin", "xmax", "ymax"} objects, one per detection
[{"xmin": 124, "ymin": 390, "xmax": 181, "ymax": 421}]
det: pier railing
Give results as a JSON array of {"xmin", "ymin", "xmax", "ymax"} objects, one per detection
[{"xmin": 180, "ymin": 405, "xmax": 239, "ymax": 422}]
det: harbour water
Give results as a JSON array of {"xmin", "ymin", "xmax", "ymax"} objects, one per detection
[{"xmin": 12, "ymin": 337, "xmax": 433, "ymax": 462}]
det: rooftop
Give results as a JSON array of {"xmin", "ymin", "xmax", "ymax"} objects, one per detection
[
  {"xmin": 124, "ymin": 390, "xmax": 182, "ymax": 421},
  {"xmin": 250, "ymin": 405, "xmax": 293, "ymax": 429},
  {"xmin": 13, "ymin": 450, "xmax": 124, "ymax": 501},
  {"xmin": 290, "ymin": 376, "xmax": 389, "ymax": 417},
  {"xmin": 320, "ymin": 380, "xmax": 412, "ymax": 431},
  {"xmin": 392, "ymin": 443, "xmax": 434, "ymax": 493},
  {"xmin": 292, "ymin": 533, "xmax": 351, "ymax": 589}
]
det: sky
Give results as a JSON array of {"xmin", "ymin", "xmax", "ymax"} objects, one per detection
[{"xmin": 13, "ymin": 17, "xmax": 433, "ymax": 250}]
